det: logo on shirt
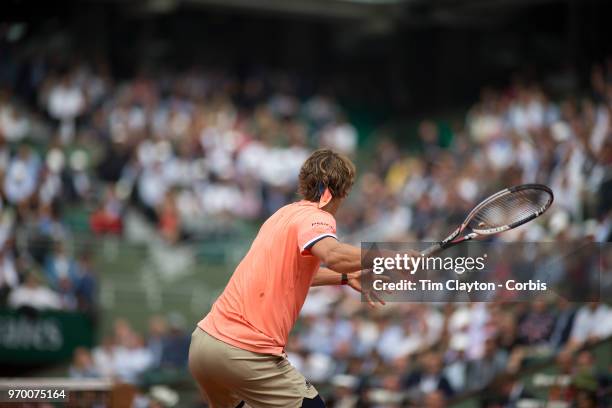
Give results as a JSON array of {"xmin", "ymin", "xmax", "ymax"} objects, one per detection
[{"xmin": 311, "ymin": 221, "xmax": 333, "ymax": 230}]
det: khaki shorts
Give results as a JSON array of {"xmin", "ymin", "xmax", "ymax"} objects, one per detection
[{"xmin": 189, "ymin": 328, "xmax": 320, "ymax": 408}]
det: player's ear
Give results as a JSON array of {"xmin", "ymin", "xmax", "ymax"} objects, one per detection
[{"xmin": 318, "ymin": 187, "xmax": 333, "ymax": 208}]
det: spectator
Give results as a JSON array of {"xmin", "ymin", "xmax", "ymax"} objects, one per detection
[
  {"xmin": 113, "ymin": 334, "xmax": 154, "ymax": 384},
  {"xmin": 45, "ymin": 72, "xmax": 85, "ymax": 143},
  {"xmin": 0, "ymin": 245, "xmax": 19, "ymax": 305},
  {"xmin": 90, "ymin": 187, "xmax": 123, "ymax": 235},
  {"xmin": 0, "ymin": 102, "xmax": 30, "ymax": 142},
  {"xmin": 75, "ymin": 251, "xmax": 97, "ymax": 313},
  {"xmin": 157, "ymin": 191, "xmax": 181, "ymax": 244},
  {"xmin": 7, "ymin": 270, "xmax": 61, "ymax": 310},
  {"xmin": 69, "ymin": 347, "xmax": 99, "ymax": 378},
  {"xmin": 319, "ymin": 115, "xmax": 358, "ymax": 156},
  {"xmin": 92, "ymin": 336, "xmax": 116, "ymax": 379},
  {"xmin": 43, "ymin": 241, "xmax": 78, "ymax": 293},
  {"xmin": 326, "ymin": 375, "xmax": 359, "ymax": 408},
  {"xmin": 147, "ymin": 315, "xmax": 169, "ymax": 368},
  {"xmin": 0, "ymin": 28, "xmax": 610, "ymax": 407},
  {"xmin": 465, "ymin": 336, "xmax": 508, "ymax": 391},
  {"xmin": 4, "ymin": 144, "xmax": 39, "ymax": 205},
  {"xmin": 443, "ymin": 337, "xmax": 469, "ymax": 392},
  {"xmin": 567, "ymin": 302, "xmax": 612, "ymax": 350},
  {"xmin": 517, "ymin": 298, "xmax": 556, "ymax": 346},
  {"xmin": 159, "ymin": 313, "xmax": 190, "ymax": 369},
  {"xmin": 548, "ymin": 298, "xmax": 577, "ymax": 350},
  {"xmin": 403, "ymin": 351, "xmax": 454, "ymax": 400}
]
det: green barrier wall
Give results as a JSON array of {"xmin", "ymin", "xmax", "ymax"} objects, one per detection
[{"xmin": 0, "ymin": 309, "xmax": 95, "ymax": 364}]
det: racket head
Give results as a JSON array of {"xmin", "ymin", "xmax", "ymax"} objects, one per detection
[{"xmin": 464, "ymin": 184, "xmax": 553, "ymax": 235}]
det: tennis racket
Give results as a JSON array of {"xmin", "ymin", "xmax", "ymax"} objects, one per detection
[{"xmin": 421, "ymin": 184, "xmax": 553, "ymax": 257}]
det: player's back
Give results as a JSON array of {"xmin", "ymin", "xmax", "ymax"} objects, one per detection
[{"xmin": 198, "ymin": 200, "xmax": 337, "ymax": 355}]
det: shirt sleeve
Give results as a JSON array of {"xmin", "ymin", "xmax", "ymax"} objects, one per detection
[{"xmin": 297, "ymin": 210, "xmax": 338, "ymax": 255}]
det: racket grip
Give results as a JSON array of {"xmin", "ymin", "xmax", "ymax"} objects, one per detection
[{"xmin": 421, "ymin": 243, "xmax": 442, "ymax": 257}]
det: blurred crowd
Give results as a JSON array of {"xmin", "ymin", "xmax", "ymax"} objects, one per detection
[
  {"xmin": 68, "ymin": 314, "xmax": 191, "ymax": 408},
  {"xmin": 58, "ymin": 55, "xmax": 611, "ymax": 407},
  {"xmin": 296, "ymin": 59, "xmax": 612, "ymax": 407},
  {"xmin": 337, "ymin": 64, "xmax": 611, "ymax": 244},
  {"xmin": 293, "ymin": 288, "xmax": 612, "ymax": 407},
  {"xmin": 1, "ymin": 31, "xmax": 611, "ymax": 408},
  {"xmin": 69, "ymin": 315, "xmax": 190, "ymax": 384},
  {"xmin": 295, "ymin": 59, "xmax": 612, "ymax": 406},
  {"xmin": 0, "ymin": 48, "xmax": 357, "ymax": 311}
]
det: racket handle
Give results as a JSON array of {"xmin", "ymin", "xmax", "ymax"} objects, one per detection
[{"xmin": 421, "ymin": 243, "xmax": 443, "ymax": 257}]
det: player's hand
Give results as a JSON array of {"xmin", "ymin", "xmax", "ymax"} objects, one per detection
[{"xmin": 346, "ymin": 270, "xmax": 387, "ymax": 307}]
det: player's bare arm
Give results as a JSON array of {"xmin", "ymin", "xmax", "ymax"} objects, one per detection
[
  {"xmin": 311, "ymin": 267, "xmax": 358, "ymax": 286},
  {"xmin": 310, "ymin": 237, "xmax": 421, "ymax": 273},
  {"xmin": 311, "ymin": 266, "xmax": 387, "ymax": 307},
  {"xmin": 310, "ymin": 237, "xmax": 362, "ymax": 273}
]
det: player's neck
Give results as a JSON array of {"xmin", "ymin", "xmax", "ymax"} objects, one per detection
[{"xmin": 321, "ymin": 199, "xmax": 340, "ymax": 215}]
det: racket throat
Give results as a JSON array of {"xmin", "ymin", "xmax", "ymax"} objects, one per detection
[
  {"xmin": 449, "ymin": 232, "xmax": 477, "ymax": 245},
  {"xmin": 462, "ymin": 232, "xmax": 478, "ymax": 241},
  {"xmin": 441, "ymin": 227, "xmax": 462, "ymax": 245}
]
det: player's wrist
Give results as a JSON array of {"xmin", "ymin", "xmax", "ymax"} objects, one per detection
[{"xmin": 341, "ymin": 273, "xmax": 349, "ymax": 285}]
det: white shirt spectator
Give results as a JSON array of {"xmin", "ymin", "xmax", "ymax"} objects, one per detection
[
  {"xmin": 8, "ymin": 282, "xmax": 62, "ymax": 310},
  {"xmin": 47, "ymin": 81, "xmax": 85, "ymax": 121},
  {"xmin": 0, "ymin": 253, "xmax": 18, "ymax": 289},
  {"xmin": 468, "ymin": 112, "xmax": 503, "ymax": 142},
  {"xmin": 569, "ymin": 303, "xmax": 612, "ymax": 345},
  {"xmin": 92, "ymin": 344, "xmax": 115, "ymax": 378},
  {"xmin": 485, "ymin": 138, "xmax": 514, "ymax": 170},
  {"xmin": 138, "ymin": 164, "xmax": 168, "ymax": 208},
  {"xmin": 4, "ymin": 159, "xmax": 37, "ymax": 204},
  {"xmin": 258, "ymin": 147, "xmax": 309, "ymax": 188},
  {"xmin": 379, "ymin": 203, "xmax": 412, "ymax": 240},
  {"xmin": 589, "ymin": 105, "xmax": 609, "ymax": 154},
  {"xmin": 320, "ymin": 122, "xmax": 358, "ymax": 155},
  {"xmin": 236, "ymin": 141, "xmax": 268, "ymax": 177},
  {"xmin": 302, "ymin": 352, "xmax": 334, "ymax": 383},
  {"xmin": 354, "ymin": 319, "xmax": 379, "ymax": 356},
  {"xmin": 377, "ymin": 323, "xmax": 425, "ymax": 361},
  {"xmin": 300, "ymin": 287, "xmax": 340, "ymax": 317},
  {"xmin": 39, "ymin": 172, "xmax": 63, "ymax": 204},
  {"xmin": 199, "ymin": 183, "xmax": 243, "ymax": 216},
  {"xmin": 0, "ymin": 105, "xmax": 30, "ymax": 142},
  {"xmin": 136, "ymin": 139, "xmax": 159, "ymax": 168},
  {"xmin": 112, "ymin": 344, "xmax": 154, "ymax": 383}
]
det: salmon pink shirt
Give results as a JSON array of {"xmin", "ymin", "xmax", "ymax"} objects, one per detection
[{"xmin": 198, "ymin": 200, "xmax": 337, "ymax": 355}]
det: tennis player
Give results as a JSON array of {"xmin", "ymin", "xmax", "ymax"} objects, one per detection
[{"xmin": 189, "ymin": 149, "xmax": 385, "ymax": 408}]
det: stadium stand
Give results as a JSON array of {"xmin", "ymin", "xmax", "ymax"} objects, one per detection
[{"xmin": 0, "ymin": 5, "xmax": 611, "ymax": 407}]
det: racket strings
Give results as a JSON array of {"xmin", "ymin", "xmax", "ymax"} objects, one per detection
[
  {"xmin": 474, "ymin": 191, "xmax": 548, "ymax": 225},
  {"xmin": 469, "ymin": 189, "xmax": 551, "ymax": 230}
]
